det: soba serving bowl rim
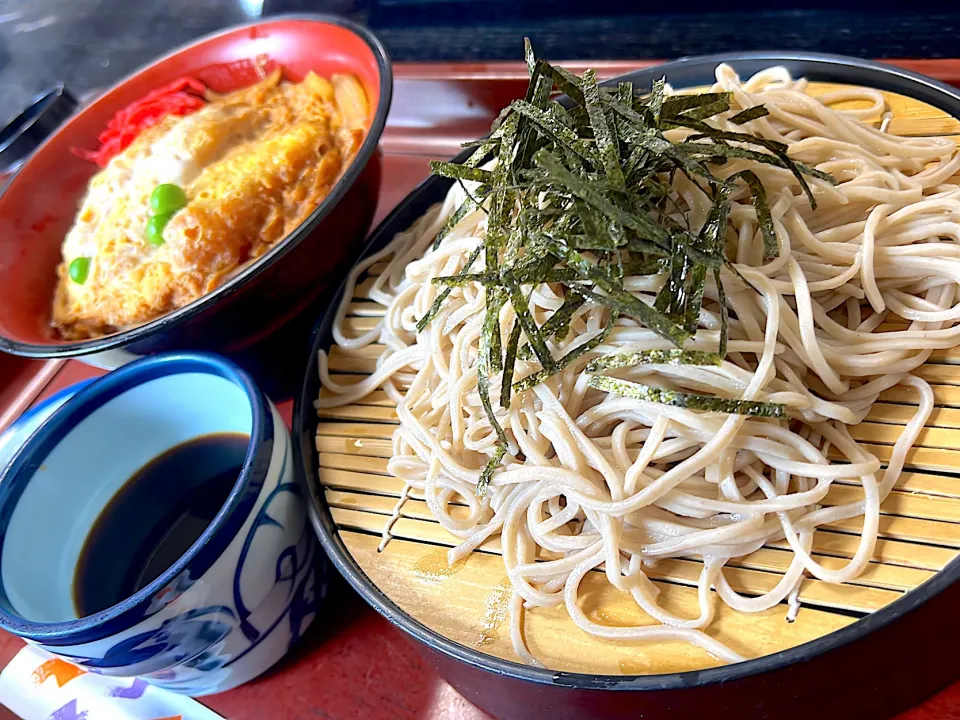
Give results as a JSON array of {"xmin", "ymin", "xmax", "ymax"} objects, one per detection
[
  {"xmin": 0, "ymin": 13, "xmax": 393, "ymax": 359},
  {"xmin": 0, "ymin": 351, "xmax": 273, "ymax": 644},
  {"xmin": 293, "ymin": 50, "xmax": 960, "ymax": 691}
]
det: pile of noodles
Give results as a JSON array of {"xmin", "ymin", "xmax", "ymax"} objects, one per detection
[{"xmin": 316, "ymin": 64, "xmax": 960, "ymax": 666}]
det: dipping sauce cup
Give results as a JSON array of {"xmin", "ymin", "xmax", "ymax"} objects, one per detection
[{"xmin": 0, "ymin": 352, "xmax": 320, "ymax": 695}]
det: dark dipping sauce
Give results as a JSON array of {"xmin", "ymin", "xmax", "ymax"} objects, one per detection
[{"xmin": 72, "ymin": 432, "xmax": 249, "ymax": 618}]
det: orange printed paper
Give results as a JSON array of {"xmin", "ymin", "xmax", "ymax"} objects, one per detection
[
  {"xmin": 1, "ymin": 645, "xmax": 224, "ymax": 719},
  {"xmin": 31, "ymin": 659, "xmax": 86, "ymax": 688}
]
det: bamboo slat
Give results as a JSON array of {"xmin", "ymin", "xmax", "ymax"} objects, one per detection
[
  {"xmin": 313, "ymin": 81, "xmax": 960, "ymax": 676},
  {"xmin": 325, "ymin": 490, "xmax": 932, "ymax": 595},
  {"xmin": 342, "ymin": 531, "xmax": 855, "ymax": 674}
]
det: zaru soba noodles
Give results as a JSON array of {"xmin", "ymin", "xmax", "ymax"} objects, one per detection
[{"xmin": 316, "ymin": 49, "xmax": 960, "ymax": 666}]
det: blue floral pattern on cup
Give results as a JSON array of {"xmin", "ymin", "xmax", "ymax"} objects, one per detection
[{"xmin": 54, "ymin": 412, "xmax": 320, "ymax": 695}]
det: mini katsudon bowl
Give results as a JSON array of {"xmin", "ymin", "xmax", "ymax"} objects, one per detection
[
  {"xmin": 0, "ymin": 353, "xmax": 320, "ymax": 696},
  {"xmin": 0, "ymin": 15, "xmax": 391, "ymax": 369}
]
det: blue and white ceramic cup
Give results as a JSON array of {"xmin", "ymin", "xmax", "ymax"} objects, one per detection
[{"xmin": 0, "ymin": 353, "xmax": 321, "ymax": 696}]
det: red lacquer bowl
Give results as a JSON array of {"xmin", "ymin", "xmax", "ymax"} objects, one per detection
[{"xmin": 0, "ymin": 15, "xmax": 391, "ymax": 363}]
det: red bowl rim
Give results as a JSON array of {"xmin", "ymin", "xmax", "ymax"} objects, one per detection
[{"xmin": 0, "ymin": 13, "xmax": 393, "ymax": 358}]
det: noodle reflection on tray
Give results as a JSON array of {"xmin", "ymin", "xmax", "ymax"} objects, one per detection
[{"xmin": 316, "ymin": 42, "xmax": 960, "ymax": 666}]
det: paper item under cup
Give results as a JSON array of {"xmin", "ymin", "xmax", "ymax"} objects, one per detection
[{"xmin": 0, "ymin": 645, "xmax": 224, "ymax": 720}]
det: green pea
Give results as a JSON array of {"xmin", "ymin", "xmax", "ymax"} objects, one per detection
[
  {"xmin": 149, "ymin": 184, "xmax": 188, "ymax": 215},
  {"xmin": 69, "ymin": 257, "xmax": 91, "ymax": 284},
  {"xmin": 146, "ymin": 213, "xmax": 172, "ymax": 246}
]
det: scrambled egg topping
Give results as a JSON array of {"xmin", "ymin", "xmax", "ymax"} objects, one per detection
[{"xmin": 53, "ymin": 71, "xmax": 368, "ymax": 339}]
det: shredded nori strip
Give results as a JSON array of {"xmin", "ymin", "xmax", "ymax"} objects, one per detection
[
  {"xmin": 664, "ymin": 111, "xmax": 837, "ymax": 189},
  {"xmin": 486, "ymin": 114, "xmax": 519, "ymax": 262},
  {"xmin": 734, "ymin": 170, "xmax": 778, "ymax": 259},
  {"xmin": 477, "ymin": 286, "xmax": 510, "ymax": 495},
  {"xmin": 485, "ymin": 288, "xmax": 506, "ymax": 374},
  {"xmin": 648, "ymin": 77, "xmax": 666, "ymax": 123},
  {"xmin": 588, "ymin": 375, "xmax": 786, "ymax": 418},
  {"xmin": 524, "ymin": 36, "xmax": 537, "ymax": 76},
  {"xmin": 630, "ymin": 132, "xmax": 720, "ymax": 186},
  {"xmin": 700, "ymin": 184, "xmax": 732, "ymax": 252},
  {"xmin": 582, "ymin": 69, "xmax": 625, "ymax": 190},
  {"xmin": 516, "ymin": 61, "xmax": 554, "ymax": 167},
  {"xmin": 416, "ymin": 246, "xmax": 483, "ymax": 332},
  {"xmin": 574, "ymin": 198, "xmax": 619, "ymax": 250},
  {"xmin": 461, "ymin": 137, "xmax": 499, "ymax": 151},
  {"xmin": 542, "ymin": 292, "xmax": 586, "ymax": 342},
  {"xmin": 607, "ymin": 97, "xmax": 654, "ymax": 131},
  {"xmin": 461, "ymin": 138, "xmax": 500, "ymax": 169},
  {"xmin": 550, "ymin": 63, "xmax": 586, "ymax": 106},
  {"xmin": 677, "ymin": 141, "xmax": 829, "ymax": 188},
  {"xmin": 567, "ymin": 233, "xmax": 618, "ymax": 251},
  {"xmin": 653, "ymin": 180, "xmax": 728, "ymax": 338},
  {"xmin": 501, "ymin": 322, "xmax": 524, "ymax": 408},
  {"xmin": 433, "ymin": 267, "xmax": 583, "ymax": 288},
  {"xmin": 571, "ymin": 285, "xmax": 690, "ymax": 347},
  {"xmin": 476, "ymin": 444, "xmax": 506, "ymax": 497},
  {"xmin": 429, "ymin": 161, "xmax": 494, "ymax": 184},
  {"xmin": 416, "ymin": 39, "xmax": 835, "ymax": 493},
  {"xmin": 729, "ymin": 105, "xmax": 770, "ymax": 124},
  {"xmin": 534, "ymin": 149, "xmax": 670, "ymax": 249},
  {"xmin": 431, "ymin": 272, "xmax": 492, "ymax": 287},
  {"xmin": 622, "ymin": 255, "xmax": 669, "ymax": 276},
  {"xmin": 661, "ymin": 92, "xmax": 732, "ymax": 116},
  {"xmin": 509, "ymin": 100, "xmax": 598, "ymax": 164},
  {"xmin": 513, "ymin": 312, "xmax": 618, "ymax": 393},
  {"xmin": 587, "ymin": 349, "xmax": 722, "ymax": 372},
  {"xmin": 681, "ymin": 97, "xmax": 732, "ymax": 121},
  {"xmin": 517, "ymin": 292, "xmax": 586, "ymax": 361},
  {"xmin": 540, "ymin": 237, "xmax": 690, "ymax": 345},
  {"xmin": 686, "ymin": 129, "xmax": 827, "ymax": 208},
  {"xmin": 714, "ymin": 266, "xmax": 729, "ymax": 357},
  {"xmin": 431, "ymin": 187, "xmax": 488, "ymax": 250},
  {"xmin": 504, "ymin": 272, "xmax": 556, "ymax": 371},
  {"xmin": 458, "ymin": 179, "xmax": 489, "ymax": 210}
]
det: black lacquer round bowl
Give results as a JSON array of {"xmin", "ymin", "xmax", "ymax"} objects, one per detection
[{"xmin": 293, "ymin": 52, "xmax": 960, "ymax": 720}]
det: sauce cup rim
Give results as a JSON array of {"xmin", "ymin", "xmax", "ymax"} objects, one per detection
[{"xmin": 0, "ymin": 351, "xmax": 272, "ymax": 645}]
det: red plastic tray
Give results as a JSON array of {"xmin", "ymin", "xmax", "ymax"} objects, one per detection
[{"xmin": 3, "ymin": 59, "xmax": 960, "ymax": 720}]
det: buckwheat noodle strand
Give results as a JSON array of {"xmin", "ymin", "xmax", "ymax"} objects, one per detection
[{"xmin": 316, "ymin": 65, "xmax": 957, "ymax": 667}]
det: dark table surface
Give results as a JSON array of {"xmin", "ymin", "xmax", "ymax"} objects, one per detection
[{"xmin": 6, "ymin": 0, "xmax": 960, "ymax": 123}]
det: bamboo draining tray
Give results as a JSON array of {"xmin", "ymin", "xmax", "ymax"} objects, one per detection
[{"xmin": 314, "ymin": 82, "xmax": 960, "ymax": 675}]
